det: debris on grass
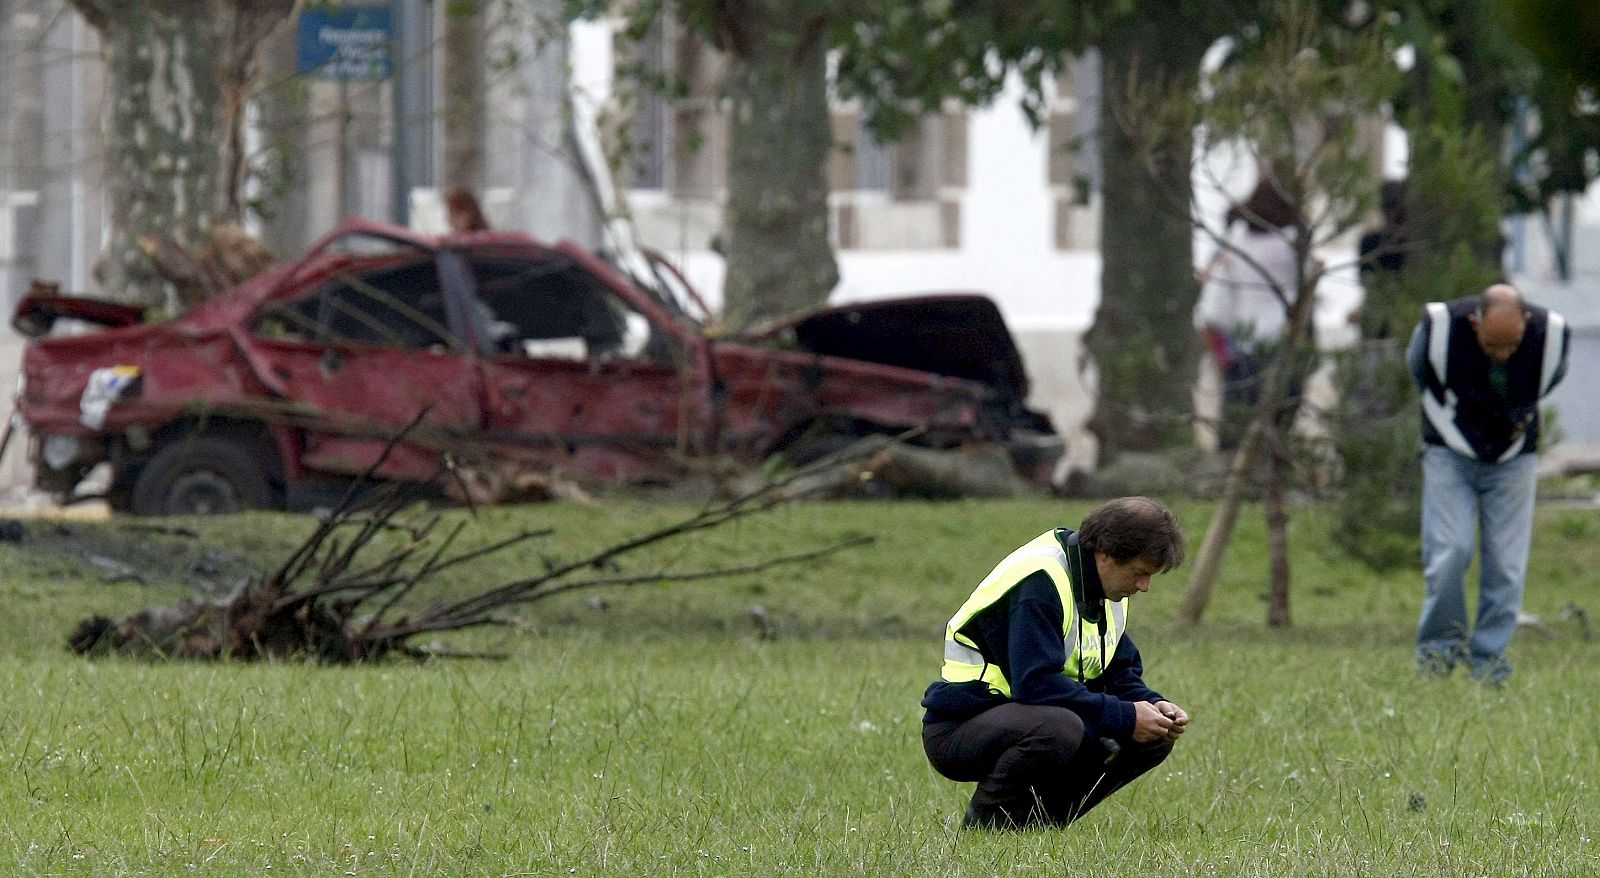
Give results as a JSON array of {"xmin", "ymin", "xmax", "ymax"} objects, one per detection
[{"xmin": 67, "ymin": 424, "xmax": 874, "ymax": 663}]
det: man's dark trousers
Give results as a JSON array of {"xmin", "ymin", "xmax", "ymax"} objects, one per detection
[{"xmin": 923, "ymin": 702, "xmax": 1174, "ymax": 829}]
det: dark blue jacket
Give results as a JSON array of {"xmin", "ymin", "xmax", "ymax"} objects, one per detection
[{"xmin": 921, "ymin": 560, "xmax": 1163, "ymax": 741}]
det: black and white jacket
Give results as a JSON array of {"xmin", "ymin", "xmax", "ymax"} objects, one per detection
[{"xmin": 1406, "ymin": 297, "xmax": 1570, "ymax": 463}]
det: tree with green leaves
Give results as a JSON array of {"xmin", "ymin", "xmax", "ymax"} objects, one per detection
[
  {"xmin": 588, "ymin": 0, "xmax": 1257, "ymax": 465},
  {"xmin": 1357, "ymin": 0, "xmax": 1597, "ymax": 319},
  {"xmin": 1156, "ymin": 1, "xmax": 1399, "ymax": 626},
  {"xmin": 1327, "ymin": 0, "xmax": 1600, "ymax": 573},
  {"xmin": 1499, "ymin": 1, "xmax": 1600, "ymax": 282},
  {"xmin": 1322, "ymin": 3, "xmax": 1510, "ymax": 574},
  {"xmin": 584, "ymin": 0, "xmax": 1119, "ymax": 331},
  {"xmin": 846, "ymin": 0, "xmax": 1251, "ymax": 468},
  {"xmin": 1501, "ymin": 0, "xmax": 1600, "ymax": 88},
  {"xmin": 1085, "ymin": 7, "xmax": 1228, "ymax": 462}
]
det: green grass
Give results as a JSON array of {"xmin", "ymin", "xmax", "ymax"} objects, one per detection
[{"xmin": 2, "ymin": 499, "xmax": 1599, "ymax": 875}]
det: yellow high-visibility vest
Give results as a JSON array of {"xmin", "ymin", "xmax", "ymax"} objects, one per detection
[{"xmin": 939, "ymin": 529, "xmax": 1127, "ymax": 697}]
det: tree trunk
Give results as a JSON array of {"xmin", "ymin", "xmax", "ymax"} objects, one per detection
[
  {"xmin": 1263, "ymin": 433, "xmax": 1291, "ymax": 627},
  {"xmin": 1179, "ymin": 261, "xmax": 1319, "ymax": 625},
  {"xmin": 718, "ymin": 14, "xmax": 838, "ymax": 331},
  {"xmin": 67, "ymin": 0, "xmax": 293, "ymax": 308},
  {"xmin": 441, "ymin": 0, "xmax": 487, "ymax": 190},
  {"xmin": 1085, "ymin": 18, "xmax": 1208, "ymax": 463},
  {"xmin": 255, "ymin": 19, "xmax": 312, "ymax": 257}
]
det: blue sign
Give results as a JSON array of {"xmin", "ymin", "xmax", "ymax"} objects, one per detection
[{"xmin": 297, "ymin": 4, "xmax": 392, "ymax": 81}]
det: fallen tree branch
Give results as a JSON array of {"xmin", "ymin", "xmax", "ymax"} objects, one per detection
[{"xmin": 67, "ymin": 424, "xmax": 880, "ymax": 663}]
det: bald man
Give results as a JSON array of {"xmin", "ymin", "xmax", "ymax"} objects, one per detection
[{"xmin": 1406, "ymin": 285, "xmax": 1569, "ymax": 682}]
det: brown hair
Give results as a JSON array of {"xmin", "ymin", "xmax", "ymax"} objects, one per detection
[
  {"xmin": 1078, "ymin": 496, "xmax": 1186, "ymax": 572},
  {"xmin": 444, "ymin": 187, "xmax": 490, "ymax": 232},
  {"xmin": 1226, "ymin": 179, "xmax": 1301, "ymax": 233}
]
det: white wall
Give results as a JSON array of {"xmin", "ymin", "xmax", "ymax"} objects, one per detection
[{"xmin": 0, "ymin": 335, "xmax": 35, "ymax": 500}]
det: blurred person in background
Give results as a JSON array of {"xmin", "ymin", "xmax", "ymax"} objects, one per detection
[
  {"xmin": 445, "ymin": 188, "xmax": 491, "ymax": 233},
  {"xmin": 1194, "ymin": 179, "xmax": 1306, "ymax": 450}
]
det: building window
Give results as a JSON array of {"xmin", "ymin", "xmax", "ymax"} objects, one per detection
[
  {"xmin": 855, "ymin": 120, "xmax": 894, "ymax": 192},
  {"xmin": 830, "ymin": 106, "xmax": 967, "ymax": 250},
  {"xmin": 617, "ymin": 17, "xmax": 725, "ymax": 199},
  {"xmin": 615, "ymin": 24, "xmax": 967, "ymax": 251},
  {"xmin": 1050, "ymin": 51, "xmax": 1101, "ymax": 251}
]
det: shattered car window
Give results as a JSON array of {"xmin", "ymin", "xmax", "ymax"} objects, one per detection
[
  {"xmin": 469, "ymin": 257, "xmax": 660, "ymax": 362},
  {"xmin": 257, "ymin": 259, "xmax": 457, "ymax": 350}
]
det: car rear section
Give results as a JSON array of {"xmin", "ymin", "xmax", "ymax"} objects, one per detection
[{"xmin": 733, "ymin": 295, "xmax": 1065, "ymax": 485}]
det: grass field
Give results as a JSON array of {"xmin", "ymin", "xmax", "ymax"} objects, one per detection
[{"xmin": 2, "ymin": 497, "xmax": 1598, "ymax": 876}]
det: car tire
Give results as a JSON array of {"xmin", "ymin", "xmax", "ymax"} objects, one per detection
[{"xmin": 128, "ymin": 435, "xmax": 279, "ymax": 515}]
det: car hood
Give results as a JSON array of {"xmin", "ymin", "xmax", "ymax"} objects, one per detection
[{"xmin": 745, "ymin": 294, "xmax": 1032, "ymax": 401}]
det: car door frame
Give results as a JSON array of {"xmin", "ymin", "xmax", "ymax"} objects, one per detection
[
  {"xmin": 453, "ymin": 241, "xmax": 715, "ymax": 479},
  {"xmin": 242, "ymin": 237, "xmax": 488, "ymax": 483}
]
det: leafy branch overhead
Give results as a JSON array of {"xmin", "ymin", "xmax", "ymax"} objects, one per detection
[
  {"xmin": 69, "ymin": 435, "xmax": 876, "ymax": 664},
  {"xmin": 565, "ymin": 0, "xmax": 1122, "ymax": 330}
]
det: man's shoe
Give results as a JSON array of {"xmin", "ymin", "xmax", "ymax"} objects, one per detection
[
  {"xmin": 962, "ymin": 803, "xmax": 1025, "ymax": 831},
  {"xmin": 1417, "ymin": 644, "xmax": 1465, "ymax": 677},
  {"xmin": 962, "ymin": 803, "xmax": 1002, "ymax": 830},
  {"xmin": 1468, "ymin": 654, "xmax": 1512, "ymax": 685},
  {"xmin": 1416, "ymin": 652, "xmax": 1454, "ymax": 677}
]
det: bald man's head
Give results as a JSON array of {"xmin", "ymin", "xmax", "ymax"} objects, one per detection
[{"xmin": 1469, "ymin": 284, "xmax": 1528, "ymax": 363}]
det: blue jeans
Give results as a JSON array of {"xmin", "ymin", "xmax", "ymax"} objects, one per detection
[{"xmin": 1418, "ymin": 445, "xmax": 1537, "ymax": 678}]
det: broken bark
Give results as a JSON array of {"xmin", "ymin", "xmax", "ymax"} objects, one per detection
[
  {"xmin": 68, "ymin": 432, "xmax": 873, "ymax": 662},
  {"xmin": 789, "ymin": 437, "xmax": 1030, "ymax": 499},
  {"xmin": 138, "ymin": 223, "xmax": 275, "ymax": 310}
]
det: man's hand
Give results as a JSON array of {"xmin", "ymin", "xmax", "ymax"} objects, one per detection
[
  {"xmin": 1154, "ymin": 700, "xmax": 1189, "ymax": 741},
  {"xmin": 1131, "ymin": 700, "xmax": 1177, "ymax": 743}
]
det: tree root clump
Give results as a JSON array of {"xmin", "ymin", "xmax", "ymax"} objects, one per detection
[{"xmin": 68, "ymin": 437, "xmax": 872, "ymax": 664}]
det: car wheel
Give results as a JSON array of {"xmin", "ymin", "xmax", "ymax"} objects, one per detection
[{"xmin": 128, "ymin": 435, "xmax": 278, "ymax": 515}]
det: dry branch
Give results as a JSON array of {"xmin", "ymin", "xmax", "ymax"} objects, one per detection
[{"xmin": 68, "ymin": 428, "xmax": 880, "ymax": 663}]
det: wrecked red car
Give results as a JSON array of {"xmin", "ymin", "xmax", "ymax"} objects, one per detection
[{"xmin": 8, "ymin": 218, "xmax": 1062, "ymax": 514}]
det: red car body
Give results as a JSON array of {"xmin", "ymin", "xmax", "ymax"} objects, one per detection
[{"xmin": 10, "ymin": 218, "xmax": 1061, "ymax": 513}]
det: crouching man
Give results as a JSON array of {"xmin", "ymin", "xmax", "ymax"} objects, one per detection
[{"xmin": 922, "ymin": 496, "xmax": 1189, "ymax": 830}]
